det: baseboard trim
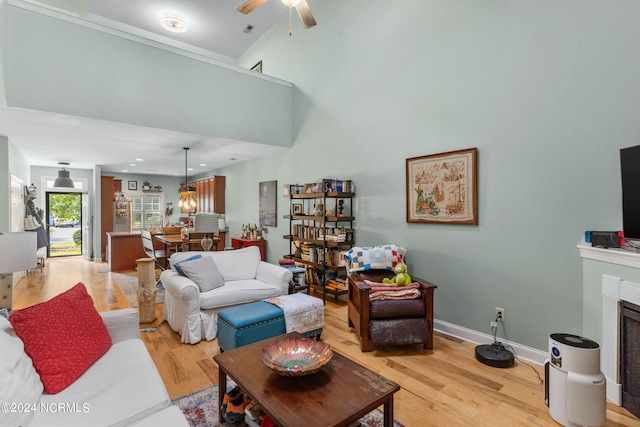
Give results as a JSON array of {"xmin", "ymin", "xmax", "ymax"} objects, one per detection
[{"xmin": 434, "ymin": 319, "xmax": 547, "ymax": 366}]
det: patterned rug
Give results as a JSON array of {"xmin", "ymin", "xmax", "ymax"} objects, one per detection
[
  {"xmin": 112, "ymin": 271, "xmax": 165, "ymax": 307},
  {"xmin": 172, "ymin": 384, "xmax": 404, "ymax": 427}
]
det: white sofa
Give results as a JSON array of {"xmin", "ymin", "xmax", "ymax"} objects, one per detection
[
  {"xmin": 160, "ymin": 246, "xmax": 292, "ymax": 344},
  {"xmin": 0, "ymin": 308, "xmax": 189, "ymax": 427}
]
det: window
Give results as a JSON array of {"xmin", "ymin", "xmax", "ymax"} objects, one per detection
[{"xmin": 127, "ymin": 192, "xmax": 164, "ymax": 230}]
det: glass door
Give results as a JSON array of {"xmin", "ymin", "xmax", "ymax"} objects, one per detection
[{"xmin": 46, "ymin": 192, "xmax": 82, "ymax": 257}]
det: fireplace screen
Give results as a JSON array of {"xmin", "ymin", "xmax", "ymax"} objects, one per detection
[{"xmin": 621, "ymin": 301, "xmax": 640, "ymax": 418}]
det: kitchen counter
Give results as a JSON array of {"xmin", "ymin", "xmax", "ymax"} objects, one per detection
[{"xmin": 107, "ymin": 232, "xmax": 146, "ymax": 272}]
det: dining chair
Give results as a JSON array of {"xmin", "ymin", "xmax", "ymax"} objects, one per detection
[{"xmin": 140, "ymin": 230, "xmax": 167, "ymax": 272}]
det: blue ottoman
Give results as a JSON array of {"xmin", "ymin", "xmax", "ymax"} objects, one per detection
[{"xmin": 217, "ymin": 302, "xmax": 286, "ymax": 352}]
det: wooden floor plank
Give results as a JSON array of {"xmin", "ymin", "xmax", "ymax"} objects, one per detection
[{"xmin": 12, "ymin": 257, "xmax": 639, "ymax": 426}]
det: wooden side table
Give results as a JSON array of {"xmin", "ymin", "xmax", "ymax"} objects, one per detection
[{"xmin": 231, "ymin": 238, "xmax": 266, "ymax": 261}]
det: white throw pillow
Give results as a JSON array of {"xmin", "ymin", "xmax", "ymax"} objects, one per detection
[
  {"xmin": 0, "ymin": 316, "xmax": 43, "ymax": 426},
  {"xmin": 179, "ymin": 256, "xmax": 225, "ymax": 292}
]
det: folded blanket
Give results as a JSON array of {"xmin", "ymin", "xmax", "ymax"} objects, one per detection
[
  {"xmin": 364, "ymin": 280, "xmax": 421, "ymax": 301},
  {"xmin": 263, "ymin": 294, "xmax": 324, "ymax": 334}
]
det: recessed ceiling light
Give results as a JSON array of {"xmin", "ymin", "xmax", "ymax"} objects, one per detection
[
  {"xmin": 187, "ymin": 168, "xmax": 194, "ymax": 171},
  {"xmin": 135, "ymin": 158, "xmax": 144, "ymax": 162},
  {"xmin": 122, "ymin": 170, "xmax": 128, "ymax": 173},
  {"xmin": 161, "ymin": 16, "xmax": 187, "ymax": 33},
  {"xmin": 129, "ymin": 163, "xmax": 136, "ymax": 166},
  {"xmin": 200, "ymin": 163, "xmax": 207, "ymax": 167}
]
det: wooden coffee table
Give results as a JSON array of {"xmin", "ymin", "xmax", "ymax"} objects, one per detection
[{"xmin": 213, "ymin": 332, "xmax": 400, "ymax": 427}]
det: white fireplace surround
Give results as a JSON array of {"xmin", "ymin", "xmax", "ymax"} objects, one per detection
[
  {"xmin": 578, "ymin": 240, "xmax": 640, "ymax": 405},
  {"xmin": 601, "ymin": 275, "xmax": 640, "ymax": 405}
]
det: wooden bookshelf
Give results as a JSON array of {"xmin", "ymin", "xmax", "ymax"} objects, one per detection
[{"xmin": 284, "ymin": 181, "xmax": 355, "ymax": 303}]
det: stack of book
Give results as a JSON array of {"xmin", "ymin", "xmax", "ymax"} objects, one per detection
[
  {"xmin": 300, "ymin": 243, "xmax": 317, "ymax": 262},
  {"xmin": 326, "ymin": 278, "xmax": 348, "ymax": 291}
]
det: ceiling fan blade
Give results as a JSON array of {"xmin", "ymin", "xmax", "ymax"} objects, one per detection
[
  {"xmin": 237, "ymin": 0, "xmax": 269, "ymax": 14},
  {"xmin": 295, "ymin": 0, "xmax": 317, "ymax": 29}
]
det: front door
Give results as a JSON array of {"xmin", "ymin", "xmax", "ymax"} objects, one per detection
[{"xmin": 46, "ymin": 192, "xmax": 82, "ymax": 257}]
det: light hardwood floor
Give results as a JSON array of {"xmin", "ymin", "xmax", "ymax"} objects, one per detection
[{"xmin": 12, "ymin": 257, "xmax": 639, "ymax": 427}]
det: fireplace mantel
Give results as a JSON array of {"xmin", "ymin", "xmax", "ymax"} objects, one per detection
[{"xmin": 577, "ymin": 238, "xmax": 640, "ymax": 268}]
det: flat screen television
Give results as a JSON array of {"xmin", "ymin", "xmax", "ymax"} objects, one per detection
[{"xmin": 620, "ymin": 144, "xmax": 640, "ymax": 239}]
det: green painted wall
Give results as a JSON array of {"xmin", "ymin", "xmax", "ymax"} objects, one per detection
[
  {"xmin": 224, "ymin": 0, "xmax": 640, "ymax": 351},
  {"xmin": 0, "ymin": 0, "xmax": 7, "ymax": 105},
  {"xmin": 0, "ymin": 136, "xmax": 30, "ymax": 232},
  {"xmin": 6, "ymin": 3, "xmax": 293, "ymax": 148}
]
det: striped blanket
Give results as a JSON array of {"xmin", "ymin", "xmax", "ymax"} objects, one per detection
[{"xmin": 364, "ymin": 280, "xmax": 421, "ymax": 301}]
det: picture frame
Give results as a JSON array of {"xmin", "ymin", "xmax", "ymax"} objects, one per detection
[
  {"xmin": 251, "ymin": 60, "xmax": 263, "ymax": 73},
  {"xmin": 128, "ymin": 180, "xmax": 137, "ymax": 190},
  {"xmin": 406, "ymin": 147, "xmax": 478, "ymax": 225},
  {"xmin": 259, "ymin": 180, "xmax": 277, "ymax": 227},
  {"xmin": 292, "ymin": 203, "xmax": 303, "ymax": 214}
]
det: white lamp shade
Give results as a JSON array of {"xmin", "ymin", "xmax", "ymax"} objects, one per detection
[{"xmin": 0, "ymin": 232, "xmax": 37, "ymax": 273}]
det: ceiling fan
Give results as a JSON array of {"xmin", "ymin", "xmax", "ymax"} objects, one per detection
[{"xmin": 238, "ymin": 0, "xmax": 317, "ymax": 35}]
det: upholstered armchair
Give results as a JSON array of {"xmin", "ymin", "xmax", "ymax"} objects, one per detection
[{"xmin": 347, "ymin": 269, "xmax": 437, "ymax": 352}]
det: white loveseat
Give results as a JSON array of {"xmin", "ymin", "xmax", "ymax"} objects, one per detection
[
  {"xmin": 0, "ymin": 308, "xmax": 188, "ymax": 427},
  {"xmin": 160, "ymin": 246, "xmax": 292, "ymax": 344}
]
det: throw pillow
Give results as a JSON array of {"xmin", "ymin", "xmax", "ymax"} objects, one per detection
[
  {"xmin": 0, "ymin": 316, "xmax": 43, "ymax": 426},
  {"xmin": 173, "ymin": 254, "xmax": 203, "ymax": 276},
  {"xmin": 178, "ymin": 256, "xmax": 225, "ymax": 292},
  {"xmin": 9, "ymin": 282, "xmax": 113, "ymax": 394}
]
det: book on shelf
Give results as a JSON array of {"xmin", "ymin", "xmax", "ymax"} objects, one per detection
[
  {"xmin": 299, "ymin": 179, "xmax": 353, "ymax": 194},
  {"xmin": 322, "ymin": 179, "xmax": 352, "ymax": 193},
  {"xmin": 326, "ymin": 279, "xmax": 347, "ymax": 290}
]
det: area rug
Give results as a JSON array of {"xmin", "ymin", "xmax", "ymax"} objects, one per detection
[
  {"xmin": 112, "ymin": 271, "xmax": 165, "ymax": 307},
  {"xmin": 172, "ymin": 384, "xmax": 404, "ymax": 427}
]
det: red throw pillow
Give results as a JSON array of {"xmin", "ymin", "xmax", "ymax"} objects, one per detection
[{"xmin": 9, "ymin": 283, "xmax": 113, "ymax": 394}]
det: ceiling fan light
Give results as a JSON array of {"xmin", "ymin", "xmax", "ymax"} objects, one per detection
[
  {"xmin": 161, "ymin": 16, "xmax": 187, "ymax": 33},
  {"xmin": 281, "ymin": 0, "xmax": 301, "ymax": 8}
]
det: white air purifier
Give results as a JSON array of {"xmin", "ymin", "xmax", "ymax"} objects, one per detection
[{"xmin": 545, "ymin": 333, "xmax": 606, "ymax": 427}]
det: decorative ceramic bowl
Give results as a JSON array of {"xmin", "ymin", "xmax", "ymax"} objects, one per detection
[{"xmin": 261, "ymin": 337, "xmax": 333, "ymax": 376}]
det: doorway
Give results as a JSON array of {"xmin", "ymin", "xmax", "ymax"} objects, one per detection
[{"xmin": 46, "ymin": 192, "xmax": 82, "ymax": 257}]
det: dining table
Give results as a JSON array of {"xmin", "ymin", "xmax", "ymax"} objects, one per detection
[{"xmin": 153, "ymin": 233, "xmax": 219, "ymax": 256}]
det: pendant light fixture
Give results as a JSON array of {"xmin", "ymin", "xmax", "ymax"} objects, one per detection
[
  {"xmin": 53, "ymin": 162, "xmax": 74, "ymax": 188},
  {"xmin": 178, "ymin": 148, "xmax": 197, "ymax": 213}
]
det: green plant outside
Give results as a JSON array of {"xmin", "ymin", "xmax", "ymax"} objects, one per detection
[
  {"xmin": 50, "ymin": 242, "xmax": 81, "ymax": 256},
  {"xmin": 48, "ymin": 193, "xmax": 82, "ymax": 257},
  {"xmin": 49, "ymin": 193, "xmax": 80, "ymax": 224}
]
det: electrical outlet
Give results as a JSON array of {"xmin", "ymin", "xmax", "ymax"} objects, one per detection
[{"xmin": 495, "ymin": 307, "xmax": 505, "ymax": 322}]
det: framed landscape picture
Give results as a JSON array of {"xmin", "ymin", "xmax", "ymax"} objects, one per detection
[{"xmin": 406, "ymin": 148, "xmax": 478, "ymax": 225}]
